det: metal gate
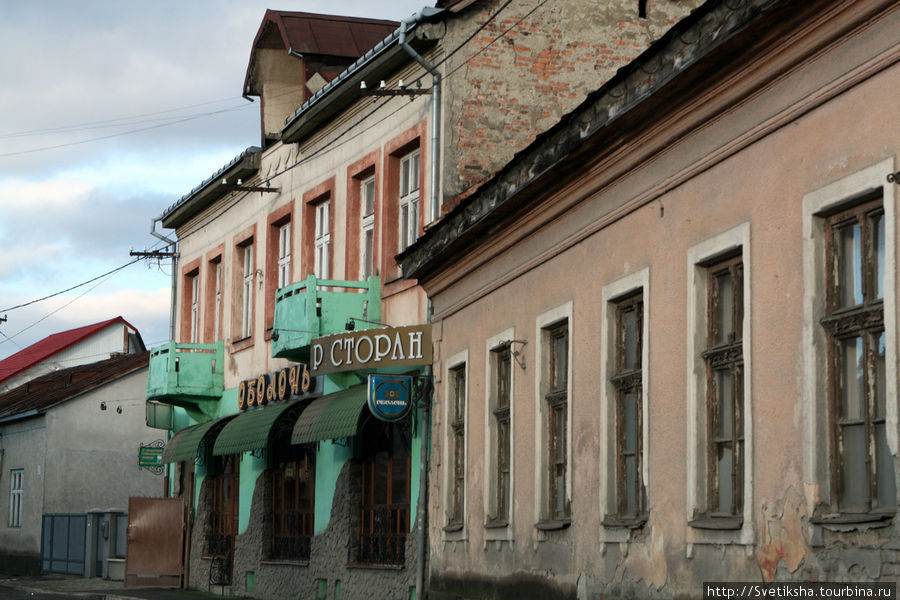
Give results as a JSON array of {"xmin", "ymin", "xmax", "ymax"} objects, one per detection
[
  {"xmin": 41, "ymin": 514, "xmax": 86, "ymax": 575},
  {"xmin": 124, "ymin": 497, "xmax": 184, "ymax": 588}
]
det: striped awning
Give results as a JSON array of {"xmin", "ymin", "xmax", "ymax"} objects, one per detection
[
  {"xmin": 292, "ymin": 385, "xmax": 368, "ymax": 444},
  {"xmin": 162, "ymin": 415, "xmax": 235, "ymax": 463},
  {"xmin": 212, "ymin": 400, "xmax": 303, "ymax": 456}
]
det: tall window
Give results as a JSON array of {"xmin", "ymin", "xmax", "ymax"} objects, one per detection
[
  {"xmin": 490, "ymin": 345, "xmax": 512, "ymax": 524},
  {"xmin": 314, "ymin": 201, "xmax": 330, "ymax": 279},
  {"xmin": 357, "ymin": 421, "xmax": 410, "ymax": 565},
  {"xmin": 361, "ymin": 176, "xmax": 376, "ymax": 279},
  {"xmin": 447, "ymin": 363, "xmax": 466, "ymax": 530},
  {"xmin": 611, "ymin": 293, "xmax": 645, "ymax": 521},
  {"xmin": 190, "ymin": 275, "xmax": 200, "ymax": 344},
  {"xmin": 398, "ymin": 150, "xmax": 420, "ymax": 252},
  {"xmin": 544, "ymin": 321, "xmax": 570, "ymax": 523},
  {"xmin": 241, "ymin": 243, "xmax": 254, "ymax": 339},
  {"xmin": 9, "ymin": 469, "xmax": 23, "ymax": 527},
  {"xmin": 703, "ymin": 256, "xmax": 744, "ymax": 519},
  {"xmin": 277, "ymin": 222, "xmax": 291, "ymax": 289},
  {"xmin": 212, "ymin": 260, "xmax": 222, "ymax": 342},
  {"xmin": 823, "ymin": 196, "xmax": 894, "ymax": 514},
  {"xmin": 208, "ymin": 455, "xmax": 239, "ymax": 576},
  {"xmin": 270, "ymin": 446, "xmax": 315, "ymax": 561}
]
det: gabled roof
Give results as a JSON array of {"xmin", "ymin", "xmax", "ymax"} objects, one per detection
[
  {"xmin": 244, "ymin": 10, "xmax": 400, "ymax": 97},
  {"xmin": 0, "ymin": 351, "xmax": 149, "ymax": 422},
  {"xmin": 0, "ymin": 316, "xmax": 141, "ymax": 386}
]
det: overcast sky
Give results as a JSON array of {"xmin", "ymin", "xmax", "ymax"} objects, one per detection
[{"xmin": 0, "ymin": 0, "xmax": 428, "ymax": 361}]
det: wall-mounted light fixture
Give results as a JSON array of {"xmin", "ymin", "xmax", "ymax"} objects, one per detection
[{"xmin": 505, "ymin": 339, "xmax": 528, "ymax": 371}]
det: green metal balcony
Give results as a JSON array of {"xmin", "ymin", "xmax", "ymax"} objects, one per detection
[
  {"xmin": 146, "ymin": 340, "xmax": 224, "ymax": 419},
  {"xmin": 272, "ymin": 275, "xmax": 381, "ymax": 362}
]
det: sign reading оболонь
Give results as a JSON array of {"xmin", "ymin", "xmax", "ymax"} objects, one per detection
[{"xmin": 311, "ymin": 325, "xmax": 432, "ymax": 376}]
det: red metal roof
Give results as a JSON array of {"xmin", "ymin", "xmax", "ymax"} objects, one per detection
[
  {"xmin": 244, "ymin": 10, "xmax": 399, "ymax": 96},
  {"xmin": 0, "ymin": 351, "xmax": 149, "ymax": 421},
  {"xmin": 0, "ymin": 316, "xmax": 140, "ymax": 386}
]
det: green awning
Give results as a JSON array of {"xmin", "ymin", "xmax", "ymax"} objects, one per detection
[
  {"xmin": 213, "ymin": 400, "xmax": 303, "ymax": 456},
  {"xmin": 162, "ymin": 415, "xmax": 235, "ymax": 463},
  {"xmin": 292, "ymin": 385, "xmax": 368, "ymax": 444}
]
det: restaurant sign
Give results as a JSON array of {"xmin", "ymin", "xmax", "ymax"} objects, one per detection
[
  {"xmin": 311, "ymin": 324, "xmax": 432, "ymax": 376},
  {"xmin": 237, "ymin": 363, "xmax": 318, "ymax": 411}
]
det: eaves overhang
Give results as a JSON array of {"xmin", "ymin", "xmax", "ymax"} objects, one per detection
[
  {"xmin": 159, "ymin": 146, "xmax": 262, "ymax": 230},
  {"xmin": 281, "ymin": 8, "xmax": 443, "ymax": 144},
  {"xmin": 397, "ymin": 0, "xmax": 790, "ymax": 280}
]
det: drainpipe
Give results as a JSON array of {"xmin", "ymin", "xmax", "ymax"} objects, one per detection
[
  {"xmin": 415, "ymin": 299, "xmax": 434, "ymax": 599},
  {"xmin": 399, "ymin": 12, "xmax": 441, "ymax": 224},
  {"xmin": 150, "ymin": 217, "xmax": 178, "ymax": 342}
]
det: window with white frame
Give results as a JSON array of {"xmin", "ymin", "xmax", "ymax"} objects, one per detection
[
  {"xmin": 213, "ymin": 261, "xmax": 222, "ymax": 340},
  {"xmin": 277, "ymin": 222, "xmax": 291, "ymax": 289},
  {"xmin": 600, "ymin": 269, "xmax": 650, "ymax": 535},
  {"xmin": 446, "ymin": 361, "xmax": 467, "ymax": 531},
  {"xmin": 686, "ymin": 222, "xmax": 752, "ymax": 542},
  {"xmin": 314, "ymin": 201, "xmax": 330, "ymax": 280},
  {"xmin": 190, "ymin": 275, "xmax": 199, "ymax": 344},
  {"xmin": 803, "ymin": 158, "xmax": 897, "ymax": 522},
  {"xmin": 241, "ymin": 242, "xmax": 254, "ymax": 339},
  {"xmin": 361, "ymin": 176, "xmax": 376, "ymax": 279},
  {"xmin": 9, "ymin": 469, "xmax": 23, "ymax": 527},
  {"xmin": 398, "ymin": 150, "xmax": 420, "ymax": 252}
]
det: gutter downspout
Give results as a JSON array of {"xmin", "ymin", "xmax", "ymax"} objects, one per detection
[
  {"xmin": 150, "ymin": 217, "xmax": 178, "ymax": 343},
  {"xmin": 400, "ymin": 14, "xmax": 441, "ymax": 598},
  {"xmin": 416, "ymin": 300, "xmax": 434, "ymax": 600},
  {"xmin": 399, "ymin": 13, "xmax": 441, "ymax": 225}
]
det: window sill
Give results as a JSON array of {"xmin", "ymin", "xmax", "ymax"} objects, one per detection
[
  {"xmin": 602, "ymin": 515, "xmax": 647, "ymax": 529},
  {"xmin": 809, "ymin": 511, "xmax": 894, "ymax": 526},
  {"xmin": 346, "ymin": 562, "xmax": 404, "ymax": 571},
  {"xmin": 688, "ymin": 516, "xmax": 743, "ymax": 530},
  {"xmin": 443, "ymin": 523, "xmax": 463, "ymax": 533},
  {"xmin": 535, "ymin": 518, "xmax": 571, "ymax": 531},
  {"xmin": 260, "ymin": 559, "xmax": 309, "ymax": 567},
  {"xmin": 231, "ymin": 336, "xmax": 254, "ymax": 353},
  {"xmin": 484, "ymin": 518, "xmax": 509, "ymax": 530}
]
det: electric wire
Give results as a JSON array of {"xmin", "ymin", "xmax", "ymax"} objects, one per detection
[{"xmin": 0, "ymin": 258, "xmax": 143, "ymax": 313}]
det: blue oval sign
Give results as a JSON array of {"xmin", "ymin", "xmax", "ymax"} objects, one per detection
[{"xmin": 367, "ymin": 375, "xmax": 413, "ymax": 422}]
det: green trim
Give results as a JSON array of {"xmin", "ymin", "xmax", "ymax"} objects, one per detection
[
  {"xmin": 292, "ymin": 386, "xmax": 367, "ymax": 444},
  {"xmin": 213, "ymin": 400, "xmax": 301, "ymax": 456}
]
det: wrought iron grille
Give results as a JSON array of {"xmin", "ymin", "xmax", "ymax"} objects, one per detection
[{"xmin": 358, "ymin": 505, "xmax": 408, "ymax": 565}]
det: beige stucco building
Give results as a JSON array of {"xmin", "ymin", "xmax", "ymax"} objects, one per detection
[{"xmin": 400, "ymin": 0, "xmax": 900, "ymax": 597}]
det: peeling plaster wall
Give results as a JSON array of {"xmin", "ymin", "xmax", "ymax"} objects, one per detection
[{"xmin": 418, "ymin": 1, "xmax": 900, "ymax": 597}]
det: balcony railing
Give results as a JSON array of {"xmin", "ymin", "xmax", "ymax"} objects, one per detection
[
  {"xmin": 146, "ymin": 340, "xmax": 224, "ymax": 417},
  {"xmin": 272, "ymin": 275, "xmax": 381, "ymax": 362}
]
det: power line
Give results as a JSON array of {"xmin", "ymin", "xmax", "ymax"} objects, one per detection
[
  {"xmin": 0, "ymin": 105, "xmax": 251, "ymax": 159},
  {"xmin": 0, "ymin": 258, "xmax": 144, "ymax": 313}
]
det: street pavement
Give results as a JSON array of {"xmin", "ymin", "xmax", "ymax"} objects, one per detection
[{"xmin": 0, "ymin": 575, "xmax": 245, "ymax": 600}]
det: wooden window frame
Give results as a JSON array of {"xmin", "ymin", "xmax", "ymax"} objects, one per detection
[
  {"xmin": 302, "ymin": 179, "xmax": 335, "ymax": 280},
  {"xmin": 269, "ymin": 446, "xmax": 315, "ymax": 562},
  {"xmin": 398, "ymin": 149, "xmax": 421, "ymax": 253},
  {"xmin": 207, "ymin": 454, "xmax": 239, "ymax": 576},
  {"xmin": 179, "ymin": 259, "xmax": 201, "ymax": 344},
  {"xmin": 356, "ymin": 421, "xmax": 411, "ymax": 565},
  {"xmin": 607, "ymin": 292, "xmax": 646, "ymax": 525},
  {"xmin": 489, "ymin": 345, "xmax": 512, "ymax": 526},
  {"xmin": 822, "ymin": 196, "xmax": 893, "ymax": 517},
  {"xmin": 702, "ymin": 255, "xmax": 744, "ymax": 522},
  {"xmin": 544, "ymin": 321, "xmax": 570, "ymax": 525},
  {"xmin": 265, "ymin": 204, "xmax": 293, "ymax": 333},
  {"xmin": 204, "ymin": 247, "xmax": 224, "ymax": 344},
  {"xmin": 446, "ymin": 363, "xmax": 467, "ymax": 531}
]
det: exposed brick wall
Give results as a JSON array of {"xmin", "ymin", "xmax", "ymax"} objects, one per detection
[{"xmin": 440, "ymin": 0, "xmax": 703, "ymax": 207}]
